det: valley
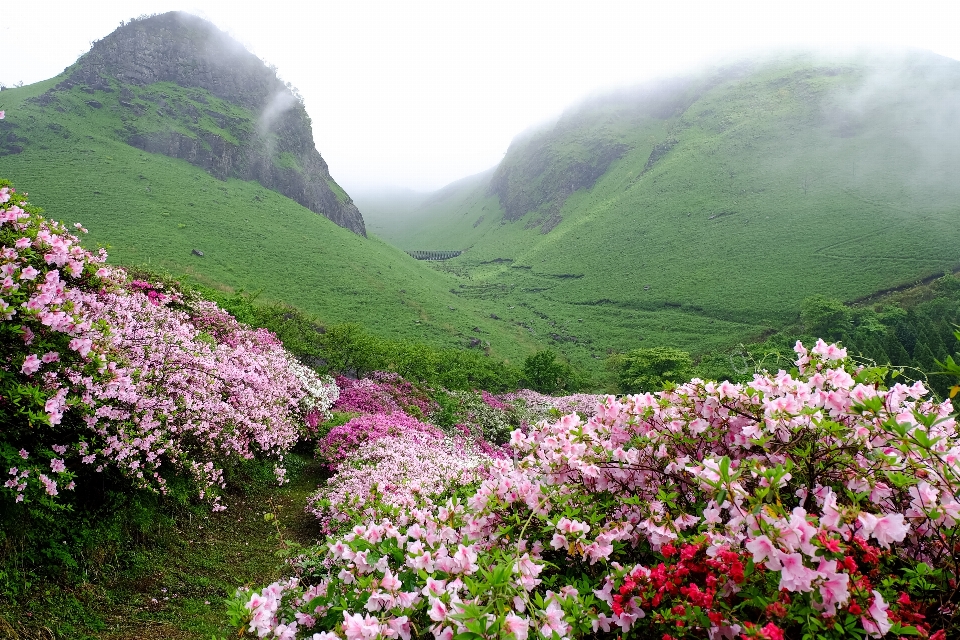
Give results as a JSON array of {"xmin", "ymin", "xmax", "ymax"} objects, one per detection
[{"xmin": 4, "ymin": 12, "xmax": 960, "ymax": 639}]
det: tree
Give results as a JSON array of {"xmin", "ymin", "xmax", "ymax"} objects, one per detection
[
  {"xmin": 522, "ymin": 350, "xmax": 576, "ymax": 395},
  {"xmin": 800, "ymin": 296, "xmax": 850, "ymax": 341},
  {"xmin": 609, "ymin": 346, "xmax": 693, "ymax": 394}
]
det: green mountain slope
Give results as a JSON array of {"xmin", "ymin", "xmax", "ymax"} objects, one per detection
[
  {"xmin": 356, "ymin": 169, "xmax": 498, "ymax": 250},
  {"xmin": 0, "ymin": 21, "xmax": 546, "ymax": 366},
  {"xmin": 368, "ymin": 51, "xmax": 960, "ymax": 366}
]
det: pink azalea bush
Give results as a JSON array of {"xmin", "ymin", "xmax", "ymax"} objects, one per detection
[
  {"xmin": 332, "ymin": 373, "xmax": 436, "ymax": 419},
  {"xmin": 499, "ymin": 389, "xmax": 605, "ymax": 425},
  {"xmin": 315, "ymin": 413, "xmax": 445, "ymax": 471},
  {"xmin": 307, "ymin": 427, "xmax": 491, "ymax": 537},
  {"xmin": 1, "ymin": 181, "xmax": 336, "ymax": 510},
  {"xmin": 83, "ymin": 284, "xmax": 319, "ymax": 505},
  {"xmin": 231, "ymin": 340, "xmax": 956, "ymax": 638},
  {"xmin": 1, "ymin": 181, "xmax": 114, "ymax": 508}
]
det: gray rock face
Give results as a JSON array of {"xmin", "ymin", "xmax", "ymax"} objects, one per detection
[{"xmin": 56, "ymin": 11, "xmax": 366, "ymax": 236}]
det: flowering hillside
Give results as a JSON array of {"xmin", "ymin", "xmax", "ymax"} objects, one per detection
[
  {"xmin": 231, "ymin": 342, "xmax": 957, "ymax": 639},
  {"xmin": 0, "ymin": 180, "xmax": 337, "ymax": 513}
]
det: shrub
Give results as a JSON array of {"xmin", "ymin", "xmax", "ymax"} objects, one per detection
[
  {"xmin": 521, "ymin": 349, "xmax": 577, "ymax": 394},
  {"xmin": 0, "ymin": 180, "xmax": 334, "ymax": 590},
  {"xmin": 608, "ymin": 345, "xmax": 693, "ymax": 393},
  {"xmin": 231, "ymin": 340, "xmax": 957, "ymax": 639}
]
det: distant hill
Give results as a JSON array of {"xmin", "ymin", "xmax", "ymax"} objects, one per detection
[
  {"xmin": 3, "ymin": 11, "xmax": 365, "ymax": 235},
  {"xmin": 366, "ymin": 50, "xmax": 960, "ymax": 365},
  {"xmin": 355, "ymin": 169, "xmax": 495, "ymax": 247},
  {"xmin": 0, "ymin": 12, "xmax": 547, "ymax": 364}
]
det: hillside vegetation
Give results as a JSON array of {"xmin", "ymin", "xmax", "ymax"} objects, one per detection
[
  {"xmin": 364, "ymin": 51, "xmax": 960, "ymax": 370},
  {"xmin": 0, "ymin": 49, "xmax": 547, "ymax": 368}
]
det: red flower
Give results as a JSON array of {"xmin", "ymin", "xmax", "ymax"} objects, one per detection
[{"xmin": 759, "ymin": 622, "xmax": 785, "ymax": 640}]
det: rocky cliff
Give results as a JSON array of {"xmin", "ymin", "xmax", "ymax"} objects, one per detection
[{"xmin": 43, "ymin": 11, "xmax": 366, "ymax": 236}]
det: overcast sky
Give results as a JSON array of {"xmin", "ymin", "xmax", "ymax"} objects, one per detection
[{"xmin": 5, "ymin": 1, "xmax": 960, "ymax": 193}]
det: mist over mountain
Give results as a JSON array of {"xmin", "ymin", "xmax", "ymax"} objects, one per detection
[{"xmin": 365, "ymin": 49, "xmax": 960, "ymax": 363}]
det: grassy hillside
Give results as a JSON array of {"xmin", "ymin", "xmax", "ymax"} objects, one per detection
[
  {"xmin": 0, "ymin": 78, "xmax": 545, "ymax": 366},
  {"xmin": 365, "ymin": 50, "xmax": 960, "ymax": 369},
  {"xmin": 355, "ymin": 170, "xmax": 497, "ymax": 249}
]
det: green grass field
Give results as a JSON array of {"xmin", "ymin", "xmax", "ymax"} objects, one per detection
[
  {"xmin": 0, "ymin": 77, "xmax": 552, "ymax": 369},
  {"xmin": 5, "ymin": 50, "xmax": 960, "ymax": 380}
]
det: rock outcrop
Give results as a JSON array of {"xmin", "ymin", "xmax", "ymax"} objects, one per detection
[{"xmin": 47, "ymin": 11, "xmax": 366, "ymax": 236}]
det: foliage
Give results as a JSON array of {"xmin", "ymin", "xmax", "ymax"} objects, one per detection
[
  {"xmin": 800, "ymin": 295, "xmax": 851, "ymax": 341},
  {"xmin": 696, "ymin": 280, "xmax": 960, "ymax": 398},
  {"xmin": 0, "ymin": 181, "xmax": 334, "ymax": 604},
  {"xmin": 608, "ymin": 345, "xmax": 693, "ymax": 393},
  {"xmin": 521, "ymin": 349, "xmax": 578, "ymax": 395},
  {"xmin": 231, "ymin": 340, "xmax": 959, "ymax": 639}
]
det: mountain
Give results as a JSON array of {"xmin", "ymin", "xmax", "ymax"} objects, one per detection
[
  {"xmin": 4, "ymin": 11, "xmax": 365, "ymax": 235},
  {"xmin": 367, "ymin": 50, "xmax": 960, "ymax": 365},
  {"xmin": 0, "ymin": 13, "xmax": 548, "ymax": 365}
]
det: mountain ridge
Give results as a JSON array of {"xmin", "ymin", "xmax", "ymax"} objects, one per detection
[
  {"xmin": 360, "ymin": 49, "xmax": 960, "ymax": 366},
  {"xmin": 16, "ymin": 11, "xmax": 367, "ymax": 236}
]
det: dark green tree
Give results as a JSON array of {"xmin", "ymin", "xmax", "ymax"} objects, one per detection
[
  {"xmin": 800, "ymin": 296, "xmax": 850, "ymax": 341},
  {"xmin": 609, "ymin": 346, "xmax": 693, "ymax": 394},
  {"xmin": 522, "ymin": 350, "xmax": 576, "ymax": 394}
]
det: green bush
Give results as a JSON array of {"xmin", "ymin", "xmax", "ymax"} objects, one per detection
[{"xmin": 608, "ymin": 346, "xmax": 693, "ymax": 393}]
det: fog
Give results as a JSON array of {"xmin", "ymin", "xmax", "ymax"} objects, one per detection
[{"xmin": 4, "ymin": 0, "xmax": 960, "ymax": 193}]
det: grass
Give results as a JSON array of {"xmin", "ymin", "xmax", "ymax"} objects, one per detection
[
  {"xmin": 0, "ymin": 78, "xmax": 551, "ymax": 370},
  {"xmin": 360, "ymin": 50, "xmax": 960, "ymax": 375},
  {"xmin": 0, "ymin": 455, "xmax": 325, "ymax": 640},
  {"xmin": 7, "ymin": 50, "xmax": 960, "ymax": 382}
]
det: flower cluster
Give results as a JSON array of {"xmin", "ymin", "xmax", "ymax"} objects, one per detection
[
  {"xmin": 306, "ymin": 427, "xmax": 490, "ymax": 536},
  {"xmin": 498, "ymin": 389, "xmax": 605, "ymax": 426},
  {"xmin": 439, "ymin": 389, "xmax": 520, "ymax": 446},
  {"xmin": 84, "ymin": 283, "xmax": 312, "ymax": 502},
  {"xmin": 1, "ymin": 181, "xmax": 112, "ymax": 505},
  {"xmin": 332, "ymin": 373, "xmax": 436, "ymax": 420},
  {"xmin": 288, "ymin": 359, "xmax": 339, "ymax": 434},
  {"xmin": 1, "ymin": 181, "xmax": 328, "ymax": 509},
  {"xmin": 315, "ymin": 413, "xmax": 445, "ymax": 471},
  {"xmin": 232, "ymin": 340, "xmax": 955, "ymax": 638}
]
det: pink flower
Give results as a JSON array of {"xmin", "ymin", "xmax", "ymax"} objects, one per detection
[
  {"xmin": 504, "ymin": 613, "xmax": 529, "ymax": 640},
  {"xmin": 776, "ymin": 551, "xmax": 817, "ymax": 592},
  {"xmin": 342, "ymin": 612, "xmax": 382, "ymax": 640},
  {"xmin": 68, "ymin": 337, "xmax": 93, "ymax": 357},
  {"xmin": 19, "ymin": 265, "xmax": 39, "ymax": 280},
  {"xmin": 385, "ymin": 616, "xmax": 411, "ymax": 640},
  {"xmin": 50, "ymin": 459, "xmax": 66, "ymax": 473},
  {"xmin": 428, "ymin": 597, "xmax": 448, "ymax": 622},
  {"xmin": 861, "ymin": 590, "xmax": 891, "ymax": 637},
  {"xmin": 539, "ymin": 601, "xmax": 569, "ymax": 638},
  {"xmin": 816, "ymin": 560, "xmax": 850, "ymax": 616},
  {"xmin": 858, "ymin": 512, "xmax": 909, "ymax": 548},
  {"xmin": 21, "ymin": 353, "xmax": 41, "ymax": 375},
  {"xmin": 812, "ymin": 339, "xmax": 847, "ymax": 361},
  {"xmin": 745, "ymin": 535, "xmax": 780, "ymax": 569}
]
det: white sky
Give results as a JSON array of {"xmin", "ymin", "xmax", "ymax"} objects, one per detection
[{"xmin": 5, "ymin": 1, "xmax": 960, "ymax": 193}]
